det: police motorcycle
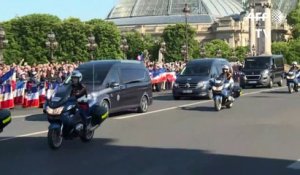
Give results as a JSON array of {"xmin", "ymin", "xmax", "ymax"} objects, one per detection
[
  {"xmin": 285, "ymin": 70, "xmax": 300, "ymax": 93},
  {"xmin": 209, "ymin": 78, "xmax": 241, "ymax": 111},
  {"xmin": 0, "ymin": 109, "xmax": 11, "ymax": 133},
  {"xmin": 46, "ymin": 84, "xmax": 108, "ymax": 150}
]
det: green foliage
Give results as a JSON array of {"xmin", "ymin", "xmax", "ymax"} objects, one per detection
[
  {"xmin": 272, "ymin": 39, "xmax": 300, "ymax": 64},
  {"xmin": 234, "ymin": 46, "xmax": 249, "ymax": 61},
  {"xmin": 2, "ymin": 14, "xmax": 61, "ymax": 64},
  {"xmin": 287, "ymin": 0, "xmax": 300, "ymax": 38},
  {"xmin": 123, "ymin": 32, "xmax": 156, "ymax": 60},
  {"xmin": 162, "ymin": 24, "xmax": 199, "ymax": 62},
  {"xmin": 1, "ymin": 14, "xmax": 122, "ymax": 64},
  {"xmin": 203, "ymin": 39, "xmax": 231, "ymax": 59},
  {"xmin": 87, "ymin": 19, "xmax": 122, "ymax": 59}
]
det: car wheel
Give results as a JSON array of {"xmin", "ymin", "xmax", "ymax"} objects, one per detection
[
  {"xmin": 268, "ymin": 79, "xmax": 273, "ymax": 88},
  {"xmin": 137, "ymin": 95, "xmax": 149, "ymax": 113},
  {"xmin": 278, "ymin": 78, "xmax": 283, "ymax": 87},
  {"xmin": 100, "ymin": 100, "xmax": 110, "ymax": 116}
]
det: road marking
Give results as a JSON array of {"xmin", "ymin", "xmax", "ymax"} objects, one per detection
[
  {"xmin": 113, "ymin": 87, "xmax": 286, "ymax": 120},
  {"xmin": 0, "ymin": 130, "xmax": 48, "ymax": 142},
  {"xmin": 287, "ymin": 159, "xmax": 300, "ymax": 169}
]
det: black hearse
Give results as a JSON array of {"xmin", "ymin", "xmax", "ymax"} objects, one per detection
[
  {"xmin": 172, "ymin": 58, "xmax": 230, "ymax": 100},
  {"xmin": 70, "ymin": 60, "xmax": 153, "ymax": 114},
  {"xmin": 240, "ymin": 55, "xmax": 285, "ymax": 88}
]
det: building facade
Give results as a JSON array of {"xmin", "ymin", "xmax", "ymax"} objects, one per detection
[{"xmin": 107, "ymin": 0, "xmax": 296, "ymax": 49}]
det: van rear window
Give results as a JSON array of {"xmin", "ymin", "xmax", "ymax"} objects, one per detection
[{"xmin": 181, "ymin": 64, "xmax": 210, "ymax": 76}]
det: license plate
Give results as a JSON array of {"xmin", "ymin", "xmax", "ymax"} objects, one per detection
[
  {"xmin": 183, "ymin": 90, "xmax": 193, "ymax": 94},
  {"xmin": 248, "ymin": 81, "xmax": 257, "ymax": 84}
]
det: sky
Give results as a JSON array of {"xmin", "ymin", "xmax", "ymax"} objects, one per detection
[{"xmin": 0, "ymin": 0, "xmax": 119, "ymax": 22}]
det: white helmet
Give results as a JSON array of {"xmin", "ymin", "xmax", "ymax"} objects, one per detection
[
  {"xmin": 222, "ymin": 65, "xmax": 229, "ymax": 70},
  {"xmin": 292, "ymin": 61, "xmax": 297, "ymax": 65}
]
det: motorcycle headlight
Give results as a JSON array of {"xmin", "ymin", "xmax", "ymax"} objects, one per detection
[
  {"xmin": 46, "ymin": 106, "xmax": 64, "ymax": 115},
  {"xmin": 212, "ymin": 85, "xmax": 224, "ymax": 91}
]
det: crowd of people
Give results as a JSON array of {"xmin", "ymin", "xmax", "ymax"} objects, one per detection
[
  {"xmin": 0, "ymin": 61, "xmax": 81, "ymax": 84},
  {"xmin": 0, "ymin": 59, "xmax": 244, "ymax": 93}
]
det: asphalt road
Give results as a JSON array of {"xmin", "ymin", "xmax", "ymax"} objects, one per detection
[{"xmin": 1, "ymin": 86, "xmax": 300, "ymax": 175}]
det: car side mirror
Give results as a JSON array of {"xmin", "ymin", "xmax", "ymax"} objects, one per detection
[
  {"xmin": 109, "ymin": 82, "xmax": 120, "ymax": 88},
  {"xmin": 272, "ymin": 65, "xmax": 277, "ymax": 69}
]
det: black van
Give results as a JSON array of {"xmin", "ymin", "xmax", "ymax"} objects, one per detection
[
  {"xmin": 76, "ymin": 60, "xmax": 153, "ymax": 114},
  {"xmin": 172, "ymin": 58, "xmax": 230, "ymax": 100},
  {"xmin": 240, "ymin": 55, "xmax": 285, "ymax": 88}
]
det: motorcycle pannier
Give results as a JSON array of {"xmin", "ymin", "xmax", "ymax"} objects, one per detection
[
  {"xmin": 0, "ymin": 109, "xmax": 11, "ymax": 131},
  {"xmin": 90, "ymin": 105, "xmax": 108, "ymax": 126}
]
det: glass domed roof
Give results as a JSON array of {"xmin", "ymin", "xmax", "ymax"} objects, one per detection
[{"xmin": 107, "ymin": 0, "xmax": 244, "ymax": 19}]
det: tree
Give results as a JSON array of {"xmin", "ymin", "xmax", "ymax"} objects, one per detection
[
  {"xmin": 203, "ymin": 39, "xmax": 231, "ymax": 59},
  {"xmin": 287, "ymin": 1, "xmax": 300, "ymax": 38},
  {"xmin": 234, "ymin": 46, "xmax": 249, "ymax": 61},
  {"xmin": 162, "ymin": 24, "xmax": 199, "ymax": 62},
  {"xmin": 87, "ymin": 19, "xmax": 122, "ymax": 59},
  {"xmin": 122, "ymin": 32, "xmax": 157, "ymax": 60},
  {"xmin": 2, "ymin": 14, "xmax": 61, "ymax": 64},
  {"xmin": 55, "ymin": 18, "xmax": 90, "ymax": 62}
]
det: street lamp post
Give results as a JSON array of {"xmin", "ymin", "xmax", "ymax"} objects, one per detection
[
  {"xmin": 216, "ymin": 48, "xmax": 222, "ymax": 57},
  {"xmin": 120, "ymin": 38, "xmax": 129, "ymax": 60},
  {"xmin": 183, "ymin": 3, "xmax": 190, "ymax": 61},
  {"xmin": 159, "ymin": 41, "xmax": 167, "ymax": 62},
  {"xmin": 0, "ymin": 27, "xmax": 9, "ymax": 64},
  {"xmin": 181, "ymin": 44, "xmax": 188, "ymax": 62},
  {"xmin": 199, "ymin": 43, "xmax": 206, "ymax": 58},
  {"xmin": 46, "ymin": 31, "xmax": 58, "ymax": 63},
  {"xmin": 86, "ymin": 33, "xmax": 97, "ymax": 60}
]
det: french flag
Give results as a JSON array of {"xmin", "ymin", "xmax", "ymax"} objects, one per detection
[
  {"xmin": 0, "ymin": 69, "xmax": 16, "ymax": 109},
  {"xmin": 39, "ymin": 82, "xmax": 47, "ymax": 105},
  {"xmin": 23, "ymin": 86, "xmax": 40, "ymax": 108},
  {"xmin": 1, "ymin": 84, "xmax": 15, "ymax": 109},
  {"xmin": 151, "ymin": 72, "xmax": 177, "ymax": 84},
  {"xmin": 14, "ymin": 81, "xmax": 26, "ymax": 105}
]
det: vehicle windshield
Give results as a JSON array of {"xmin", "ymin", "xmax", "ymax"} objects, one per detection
[
  {"xmin": 64, "ymin": 65, "xmax": 110, "ymax": 85},
  {"xmin": 244, "ymin": 57, "xmax": 270, "ymax": 69},
  {"xmin": 180, "ymin": 64, "xmax": 211, "ymax": 76}
]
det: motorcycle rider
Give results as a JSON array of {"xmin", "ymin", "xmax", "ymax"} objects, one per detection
[
  {"xmin": 218, "ymin": 65, "xmax": 235, "ymax": 102},
  {"xmin": 288, "ymin": 61, "xmax": 300, "ymax": 91},
  {"xmin": 289, "ymin": 61, "xmax": 299, "ymax": 72},
  {"xmin": 70, "ymin": 71, "xmax": 90, "ymax": 132}
]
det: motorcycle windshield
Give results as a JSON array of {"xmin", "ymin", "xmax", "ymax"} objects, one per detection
[{"xmin": 49, "ymin": 84, "xmax": 72, "ymax": 108}]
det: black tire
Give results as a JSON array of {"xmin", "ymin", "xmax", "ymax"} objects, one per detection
[
  {"xmin": 214, "ymin": 100, "xmax": 222, "ymax": 111},
  {"xmin": 173, "ymin": 96, "xmax": 180, "ymax": 100},
  {"xmin": 268, "ymin": 79, "xmax": 273, "ymax": 88},
  {"xmin": 48, "ymin": 129, "xmax": 62, "ymax": 150},
  {"xmin": 240, "ymin": 84, "xmax": 246, "ymax": 89},
  {"xmin": 100, "ymin": 100, "xmax": 110, "ymax": 115},
  {"xmin": 137, "ymin": 95, "xmax": 149, "ymax": 113},
  {"xmin": 207, "ymin": 90, "xmax": 213, "ymax": 100},
  {"xmin": 80, "ymin": 130, "xmax": 94, "ymax": 142},
  {"xmin": 278, "ymin": 78, "xmax": 283, "ymax": 87}
]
